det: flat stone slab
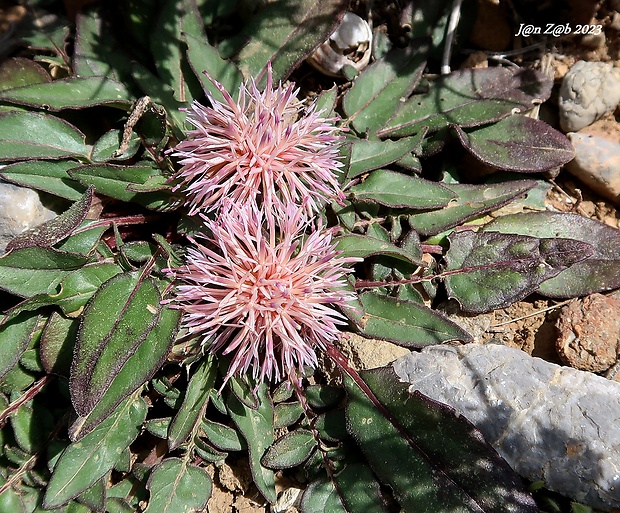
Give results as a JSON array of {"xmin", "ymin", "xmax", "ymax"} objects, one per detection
[{"xmin": 393, "ymin": 343, "xmax": 620, "ymax": 511}]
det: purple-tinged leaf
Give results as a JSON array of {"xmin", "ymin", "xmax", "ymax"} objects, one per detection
[
  {"xmin": 379, "ymin": 67, "xmax": 552, "ymax": 138},
  {"xmin": 69, "ymin": 306, "xmax": 180, "ymax": 441},
  {"xmin": 453, "ymin": 116, "xmax": 575, "ymax": 172},
  {"xmin": 343, "ymin": 44, "xmax": 428, "ymax": 135},
  {"xmin": 70, "ymin": 272, "xmax": 162, "ymax": 416},
  {"xmin": 0, "ymin": 58, "xmax": 50, "ymax": 92},
  {"xmin": 482, "ymin": 211, "xmax": 620, "ymax": 297},
  {"xmin": 443, "ymin": 230, "xmax": 594, "ymax": 313},
  {"xmin": 408, "ymin": 180, "xmax": 536, "ymax": 236},
  {"xmin": 344, "ymin": 367, "xmax": 539, "ymax": 513},
  {"xmin": 6, "ymin": 186, "xmax": 94, "ymax": 252}
]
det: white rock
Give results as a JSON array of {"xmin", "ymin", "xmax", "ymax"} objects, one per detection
[
  {"xmin": 0, "ymin": 180, "xmax": 57, "ymax": 252},
  {"xmin": 393, "ymin": 343, "xmax": 620, "ymax": 511},
  {"xmin": 559, "ymin": 61, "xmax": 620, "ymax": 132}
]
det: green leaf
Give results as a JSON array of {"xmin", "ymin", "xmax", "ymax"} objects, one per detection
[
  {"xmin": 55, "ymin": 220, "xmax": 109, "ymax": 255},
  {"xmin": 345, "ymin": 368, "xmax": 539, "ymax": 513},
  {"xmin": 305, "ymin": 384, "xmax": 345, "ymax": 409},
  {"xmin": 274, "ymin": 401, "xmax": 304, "ymax": 429},
  {"xmin": 144, "ymin": 458, "xmax": 212, "ymax": 513},
  {"xmin": 262, "ymin": 429, "xmax": 316, "ymax": 469},
  {"xmin": 335, "ymin": 234, "xmax": 423, "ymax": 266},
  {"xmin": 0, "ymin": 111, "xmax": 89, "ymax": 161},
  {"xmin": 234, "ymin": 0, "xmax": 348, "ymax": 85},
  {"xmin": 43, "ymin": 396, "xmax": 147, "ymax": 509},
  {"xmin": 407, "ymin": 180, "xmax": 537, "ymax": 236},
  {"xmin": 91, "ymin": 129, "xmax": 141, "ymax": 162},
  {"xmin": 301, "ymin": 479, "xmax": 347, "ymax": 513},
  {"xmin": 70, "ymin": 306, "xmax": 180, "ymax": 441},
  {"xmin": 0, "ymin": 160, "xmax": 87, "ymax": 200},
  {"xmin": 70, "ymin": 271, "xmax": 162, "ymax": 416},
  {"xmin": 379, "ymin": 67, "xmax": 552, "ymax": 138},
  {"xmin": 69, "ymin": 162, "xmax": 175, "ymax": 210},
  {"xmin": 0, "ymin": 311, "xmax": 40, "ymax": 380},
  {"xmin": 482, "ymin": 212, "xmax": 620, "ymax": 297},
  {"xmin": 346, "ymin": 169, "xmax": 456, "ymax": 209},
  {"xmin": 181, "ymin": 2, "xmax": 242, "ymax": 102},
  {"xmin": 346, "ymin": 134, "xmax": 426, "ymax": 180},
  {"xmin": 73, "ymin": 9, "xmax": 132, "ymax": 82},
  {"xmin": 201, "ymin": 419, "xmax": 245, "ymax": 451},
  {"xmin": 10, "ymin": 393, "xmax": 54, "ymax": 454},
  {"xmin": 10, "ymin": 262, "xmax": 122, "ymax": 319},
  {"xmin": 168, "ymin": 355, "xmax": 217, "ymax": 450},
  {"xmin": 0, "ymin": 77, "xmax": 132, "ymax": 111},
  {"xmin": 443, "ymin": 230, "xmax": 594, "ymax": 313},
  {"xmin": 40, "ymin": 311, "xmax": 78, "ymax": 377},
  {"xmin": 228, "ymin": 382, "xmax": 277, "ymax": 503},
  {"xmin": 0, "ymin": 247, "xmax": 90, "ymax": 297},
  {"xmin": 454, "ymin": 116, "xmax": 575, "ymax": 172},
  {"xmin": 343, "ymin": 44, "xmax": 428, "ymax": 135},
  {"xmin": 315, "ymin": 410, "xmax": 348, "ymax": 442},
  {"xmin": 6, "ymin": 186, "xmax": 94, "ymax": 252},
  {"xmin": 0, "ymin": 57, "xmax": 50, "ymax": 92},
  {"xmin": 356, "ymin": 292, "xmax": 472, "ymax": 346}
]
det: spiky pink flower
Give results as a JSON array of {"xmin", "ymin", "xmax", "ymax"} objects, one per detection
[
  {"xmin": 166, "ymin": 201, "xmax": 358, "ymax": 384},
  {"xmin": 170, "ymin": 67, "xmax": 345, "ymax": 217}
]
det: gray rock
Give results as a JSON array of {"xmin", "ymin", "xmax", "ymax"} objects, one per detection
[
  {"xmin": 559, "ymin": 61, "xmax": 620, "ymax": 132},
  {"xmin": 566, "ymin": 125, "xmax": 620, "ymax": 206},
  {"xmin": 393, "ymin": 344, "xmax": 620, "ymax": 511},
  {"xmin": 0, "ymin": 179, "xmax": 57, "ymax": 252}
]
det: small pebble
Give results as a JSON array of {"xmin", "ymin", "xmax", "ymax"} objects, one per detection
[
  {"xmin": 393, "ymin": 344, "xmax": 620, "ymax": 511},
  {"xmin": 559, "ymin": 61, "xmax": 620, "ymax": 132},
  {"xmin": 0, "ymin": 179, "xmax": 57, "ymax": 252},
  {"xmin": 555, "ymin": 294, "xmax": 620, "ymax": 372},
  {"xmin": 566, "ymin": 119, "xmax": 620, "ymax": 206}
]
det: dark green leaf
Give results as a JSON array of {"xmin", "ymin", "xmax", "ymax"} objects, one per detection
[
  {"xmin": 194, "ymin": 436, "xmax": 227, "ymax": 463},
  {"xmin": 274, "ymin": 401, "xmax": 304, "ymax": 429},
  {"xmin": 379, "ymin": 67, "xmax": 552, "ymax": 138},
  {"xmin": 6, "ymin": 186, "xmax": 94, "ymax": 252},
  {"xmin": 343, "ymin": 45, "xmax": 428, "ymax": 135},
  {"xmin": 234, "ymin": 0, "xmax": 348, "ymax": 85},
  {"xmin": 0, "ymin": 77, "xmax": 131, "ymax": 111},
  {"xmin": 70, "ymin": 306, "xmax": 180, "ymax": 441},
  {"xmin": 345, "ymin": 367, "xmax": 539, "ymax": 513},
  {"xmin": 144, "ymin": 458, "xmax": 212, "ymax": 513},
  {"xmin": 0, "ymin": 247, "xmax": 90, "ymax": 297},
  {"xmin": 181, "ymin": 2, "xmax": 242, "ymax": 102},
  {"xmin": 91, "ymin": 129, "xmax": 141, "ymax": 162},
  {"xmin": 146, "ymin": 418, "xmax": 172, "ymax": 439},
  {"xmin": 301, "ymin": 478, "xmax": 347, "ymax": 513},
  {"xmin": 408, "ymin": 180, "xmax": 537, "ymax": 236},
  {"xmin": 0, "ymin": 160, "xmax": 87, "ymax": 200},
  {"xmin": 10, "ymin": 393, "xmax": 54, "ymax": 454},
  {"xmin": 0, "ymin": 311, "xmax": 40, "ymax": 380},
  {"xmin": 356, "ymin": 291, "xmax": 472, "ymax": 346},
  {"xmin": 454, "ymin": 116, "xmax": 575, "ymax": 172},
  {"xmin": 43, "ymin": 396, "xmax": 147, "ymax": 509},
  {"xmin": 40, "ymin": 311, "xmax": 78, "ymax": 377},
  {"xmin": 55, "ymin": 221, "xmax": 109, "ymax": 255},
  {"xmin": 168, "ymin": 355, "xmax": 217, "ymax": 450},
  {"xmin": 443, "ymin": 230, "xmax": 594, "ymax": 313},
  {"xmin": 335, "ymin": 234, "xmax": 423, "ymax": 266},
  {"xmin": 0, "ymin": 57, "xmax": 50, "ymax": 92},
  {"xmin": 482, "ymin": 212, "xmax": 620, "ymax": 297},
  {"xmin": 0, "ymin": 111, "xmax": 89, "ymax": 161},
  {"xmin": 70, "ymin": 271, "xmax": 162, "ymax": 416},
  {"xmin": 201, "ymin": 419, "xmax": 245, "ymax": 451},
  {"xmin": 346, "ymin": 135, "xmax": 425, "ymax": 179},
  {"xmin": 346, "ymin": 169, "xmax": 456, "ymax": 209},
  {"xmin": 228, "ymin": 382, "xmax": 276, "ymax": 503},
  {"xmin": 305, "ymin": 384, "xmax": 345, "ymax": 409},
  {"xmin": 76, "ymin": 476, "xmax": 107, "ymax": 512},
  {"xmin": 69, "ymin": 162, "xmax": 175, "ymax": 210},
  {"xmin": 262, "ymin": 429, "xmax": 316, "ymax": 469},
  {"xmin": 315, "ymin": 410, "xmax": 347, "ymax": 442}
]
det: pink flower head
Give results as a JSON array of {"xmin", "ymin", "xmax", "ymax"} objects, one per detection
[
  {"xmin": 170, "ymin": 66, "xmax": 345, "ymax": 217},
  {"xmin": 166, "ymin": 201, "xmax": 358, "ymax": 385}
]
